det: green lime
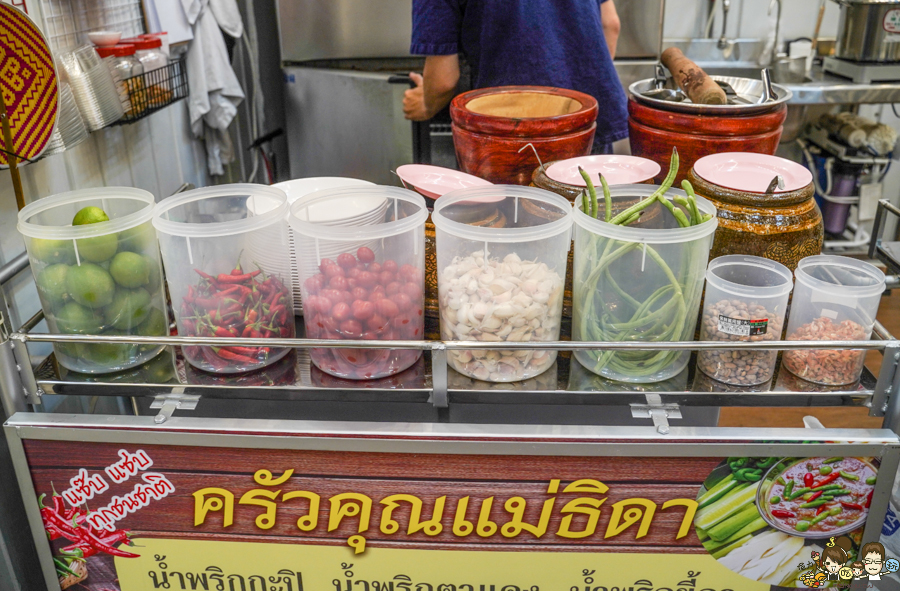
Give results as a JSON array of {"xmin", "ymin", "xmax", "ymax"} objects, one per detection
[
  {"xmin": 135, "ymin": 307, "xmax": 167, "ymax": 351},
  {"xmin": 67, "ymin": 263, "xmax": 115, "ymax": 308},
  {"xmin": 55, "ymin": 342, "xmax": 83, "ymax": 361},
  {"xmin": 140, "ymin": 349, "xmax": 176, "ymax": 383},
  {"xmin": 36, "ymin": 264, "xmax": 70, "ymax": 307},
  {"xmin": 75, "ymin": 233, "xmax": 118, "ymax": 263},
  {"xmin": 105, "ymin": 288, "xmax": 151, "ymax": 330},
  {"xmin": 54, "ymin": 302, "xmax": 104, "ymax": 334},
  {"xmin": 72, "ymin": 206, "xmax": 109, "ymax": 226},
  {"xmin": 29, "ymin": 238, "xmax": 75, "ymax": 265},
  {"xmin": 109, "ymin": 251, "xmax": 150, "ymax": 288},
  {"xmin": 146, "ymin": 258, "xmax": 162, "ymax": 292},
  {"xmin": 80, "ymin": 329, "xmax": 136, "ymax": 365},
  {"xmin": 118, "ymin": 223, "xmax": 156, "ymax": 254}
]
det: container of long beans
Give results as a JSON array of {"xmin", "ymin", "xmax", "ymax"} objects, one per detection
[{"xmin": 572, "ymin": 150, "xmax": 718, "ymax": 382}]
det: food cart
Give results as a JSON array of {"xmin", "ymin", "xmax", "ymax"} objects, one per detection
[{"xmin": 1, "ymin": 198, "xmax": 899, "ymax": 591}]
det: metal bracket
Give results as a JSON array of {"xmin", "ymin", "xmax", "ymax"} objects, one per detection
[
  {"xmin": 9, "ymin": 339, "xmax": 41, "ymax": 405},
  {"xmin": 430, "ymin": 344, "xmax": 448, "ymax": 408},
  {"xmin": 149, "ymin": 393, "xmax": 200, "ymax": 424},
  {"xmin": 872, "ymin": 342, "xmax": 900, "ymax": 417},
  {"xmin": 631, "ymin": 394, "xmax": 682, "ymax": 435}
]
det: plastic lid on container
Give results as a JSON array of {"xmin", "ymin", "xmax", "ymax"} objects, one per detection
[
  {"xmin": 432, "ymin": 186, "xmax": 573, "ymax": 243},
  {"xmin": 152, "ymin": 184, "xmax": 288, "ymax": 238},
  {"xmin": 96, "ymin": 44, "xmax": 136, "ymax": 58},
  {"xmin": 122, "ymin": 36, "xmax": 161, "ymax": 50},
  {"xmin": 272, "ymin": 177, "xmax": 375, "ymax": 205},
  {"xmin": 288, "ymin": 186, "xmax": 427, "ymax": 240},
  {"xmin": 794, "ymin": 255, "xmax": 886, "ymax": 298},
  {"xmin": 17, "ymin": 187, "xmax": 155, "ymax": 239},
  {"xmin": 142, "ymin": 32, "xmax": 168, "ymax": 36},
  {"xmin": 546, "ymin": 155, "xmax": 661, "ymax": 187},
  {"xmin": 706, "ymin": 255, "xmax": 793, "ymax": 298},
  {"xmin": 572, "ymin": 184, "xmax": 718, "ymax": 244}
]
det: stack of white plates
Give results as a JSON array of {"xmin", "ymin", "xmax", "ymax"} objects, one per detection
[
  {"xmin": 60, "ymin": 45, "xmax": 124, "ymax": 131},
  {"xmin": 246, "ymin": 178, "xmax": 383, "ymax": 315},
  {"xmin": 44, "ymin": 82, "xmax": 89, "ymax": 157}
]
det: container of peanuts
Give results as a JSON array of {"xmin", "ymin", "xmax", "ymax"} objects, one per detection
[
  {"xmin": 697, "ymin": 255, "xmax": 793, "ymax": 386},
  {"xmin": 782, "ymin": 255, "xmax": 885, "ymax": 386},
  {"xmin": 432, "ymin": 186, "xmax": 573, "ymax": 382}
]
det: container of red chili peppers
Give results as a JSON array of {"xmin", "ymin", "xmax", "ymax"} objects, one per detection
[
  {"xmin": 153, "ymin": 184, "xmax": 295, "ymax": 373},
  {"xmin": 289, "ymin": 186, "xmax": 428, "ymax": 379}
]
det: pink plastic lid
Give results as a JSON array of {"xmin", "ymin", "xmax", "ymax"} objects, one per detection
[
  {"xmin": 546, "ymin": 155, "xmax": 661, "ymax": 187},
  {"xmin": 693, "ymin": 152, "xmax": 813, "ymax": 193}
]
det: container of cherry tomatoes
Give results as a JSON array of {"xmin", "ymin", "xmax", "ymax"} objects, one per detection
[{"xmin": 289, "ymin": 186, "xmax": 429, "ymax": 379}]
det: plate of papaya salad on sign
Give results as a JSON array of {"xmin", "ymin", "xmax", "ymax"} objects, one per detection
[{"xmin": 694, "ymin": 456, "xmax": 877, "ymax": 587}]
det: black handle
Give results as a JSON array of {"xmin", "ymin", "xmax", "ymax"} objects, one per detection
[{"xmin": 387, "ymin": 74, "xmax": 415, "ymax": 88}]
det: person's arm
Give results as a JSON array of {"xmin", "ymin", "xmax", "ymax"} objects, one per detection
[
  {"xmin": 403, "ymin": 54, "xmax": 461, "ymax": 121},
  {"xmin": 600, "ymin": 0, "xmax": 621, "ymax": 59}
]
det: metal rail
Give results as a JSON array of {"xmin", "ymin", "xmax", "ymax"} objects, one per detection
[{"xmin": 0, "ymin": 252, "xmax": 28, "ymax": 285}]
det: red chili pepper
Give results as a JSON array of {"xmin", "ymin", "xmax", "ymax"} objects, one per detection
[
  {"xmin": 214, "ymin": 326, "xmax": 237, "ymax": 338},
  {"xmin": 807, "ymin": 491, "xmax": 823, "ymax": 503},
  {"xmin": 195, "ymin": 269, "xmax": 217, "ymax": 282},
  {"xmin": 222, "ymin": 346, "xmax": 262, "ymax": 357},
  {"xmin": 866, "ymin": 490, "xmax": 874, "ymax": 508},
  {"xmin": 246, "ymin": 309, "xmax": 258, "ymax": 324},
  {"xmin": 812, "ymin": 472, "xmax": 842, "ymax": 488},
  {"xmin": 77, "ymin": 528, "xmax": 139, "ymax": 558},
  {"xmin": 841, "ymin": 501, "xmax": 864, "ymax": 511},
  {"xmin": 251, "ymin": 328, "xmax": 263, "ymax": 338},
  {"xmin": 771, "ymin": 509, "xmax": 796, "ymax": 518},
  {"xmin": 41, "ymin": 508, "xmax": 78, "ymax": 537},
  {"xmin": 201, "ymin": 347, "xmax": 229, "ymax": 369},
  {"xmin": 816, "ymin": 505, "xmax": 829, "ymax": 515},
  {"xmin": 217, "ymin": 270, "xmax": 261, "ymax": 283},
  {"xmin": 61, "ymin": 542, "xmax": 98, "ymax": 558},
  {"xmin": 213, "ymin": 347, "xmax": 257, "ymax": 364},
  {"xmin": 804, "ymin": 473, "xmax": 815, "ymax": 488}
]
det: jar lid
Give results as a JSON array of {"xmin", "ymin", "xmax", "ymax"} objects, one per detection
[
  {"xmin": 96, "ymin": 44, "xmax": 135, "ymax": 58},
  {"xmin": 122, "ymin": 36, "xmax": 161, "ymax": 50}
]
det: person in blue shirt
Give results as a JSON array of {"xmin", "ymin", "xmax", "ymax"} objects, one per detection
[{"xmin": 403, "ymin": 0, "xmax": 628, "ymax": 154}]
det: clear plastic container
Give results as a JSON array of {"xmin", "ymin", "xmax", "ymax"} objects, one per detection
[
  {"xmin": 572, "ymin": 184, "xmax": 718, "ymax": 383},
  {"xmin": 270, "ymin": 177, "xmax": 374, "ymax": 315},
  {"xmin": 125, "ymin": 36, "xmax": 168, "ymax": 72},
  {"xmin": 96, "ymin": 44, "xmax": 142, "ymax": 116},
  {"xmin": 782, "ymin": 255, "xmax": 885, "ymax": 385},
  {"xmin": 152, "ymin": 185, "xmax": 295, "ymax": 373},
  {"xmin": 289, "ymin": 186, "xmax": 428, "ymax": 380},
  {"xmin": 17, "ymin": 188, "xmax": 168, "ymax": 374},
  {"xmin": 697, "ymin": 255, "xmax": 793, "ymax": 386},
  {"xmin": 432, "ymin": 186, "xmax": 573, "ymax": 382}
]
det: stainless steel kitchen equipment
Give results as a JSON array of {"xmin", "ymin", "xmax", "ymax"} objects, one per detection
[
  {"xmin": 277, "ymin": 0, "xmax": 665, "ymax": 181},
  {"xmin": 831, "ymin": 0, "xmax": 900, "ymax": 62},
  {"xmin": 629, "ymin": 75, "xmax": 793, "ymax": 114}
]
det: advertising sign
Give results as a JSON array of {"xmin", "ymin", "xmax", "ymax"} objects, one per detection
[{"xmin": 6, "ymin": 419, "xmax": 900, "ymax": 591}]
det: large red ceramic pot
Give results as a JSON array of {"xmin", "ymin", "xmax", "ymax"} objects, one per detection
[
  {"xmin": 450, "ymin": 86, "xmax": 599, "ymax": 185},
  {"xmin": 628, "ymin": 97, "xmax": 787, "ymax": 184}
]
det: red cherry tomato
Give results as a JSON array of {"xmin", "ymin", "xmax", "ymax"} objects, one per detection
[
  {"xmin": 337, "ymin": 253, "xmax": 357, "ymax": 269},
  {"xmin": 379, "ymin": 271, "xmax": 395, "ymax": 286},
  {"xmin": 316, "ymin": 314, "xmax": 338, "ymax": 333},
  {"xmin": 357, "ymin": 271, "xmax": 377, "ymax": 288},
  {"xmin": 361, "ymin": 331, "xmax": 379, "ymax": 341},
  {"xmin": 386, "ymin": 281, "xmax": 402, "ymax": 296},
  {"xmin": 368, "ymin": 262, "xmax": 382, "ymax": 274},
  {"xmin": 318, "ymin": 258, "xmax": 336, "ymax": 274},
  {"xmin": 351, "ymin": 299, "xmax": 375, "ymax": 321},
  {"xmin": 346, "ymin": 277, "xmax": 358, "ymax": 289},
  {"xmin": 328, "ymin": 275, "xmax": 348, "ymax": 291},
  {"xmin": 351, "ymin": 287, "xmax": 368, "ymax": 301},
  {"xmin": 339, "ymin": 319, "xmax": 363, "ymax": 338},
  {"xmin": 319, "ymin": 289, "xmax": 342, "ymax": 307},
  {"xmin": 339, "ymin": 290, "xmax": 354, "ymax": 304},
  {"xmin": 357, "ymin": 247, "xmax": 375, "ymax": 264},
  {"xmin": 401, "ymin": 282, "xmax": 422, "ymax": 301},
  {"xmin": 323, "ymin": 265, "xmax": 344, "ymax": 279},
  {"xmin": 331, "ymin": 302, "xmax": 351, "ymax": 321},
  {"xmin": 399, "ymin": 264, "xmax": 418, "ymax": 281},
  {"xmin": 347, "ymin": 267, "xmax": 361, "ymax": 279},
  {"xmin": 304, "ymin": 275, "xmax": 324, "ymax": 295},
  {"xmin": 392, "ymin": 292, "xmax": 412, "ymax": 311},
  {"xmin": 367, "ymin": 313, "xmax": 389, "ymax": 332},
  {"xmin": 383, "ymin": 260, "xmax": 398, "ymax": 274},
  {"xmin": 376, "ymin": 298, "xmax": 400, "ymax": 318}
]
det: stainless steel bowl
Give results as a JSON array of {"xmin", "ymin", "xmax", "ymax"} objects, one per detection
[{"xmin": 629, "ymin": 76, "xmax": 793, "ymax": 115}]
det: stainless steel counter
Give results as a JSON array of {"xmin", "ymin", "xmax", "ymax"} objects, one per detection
[{"xmin": 781, "ymin": 65, "xmax": 900, "ymax": 105}]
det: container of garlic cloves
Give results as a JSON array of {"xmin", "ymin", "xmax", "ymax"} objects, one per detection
[{"xmin": 432, "ymin": 186, "xmax": 573, "ymax": 382}]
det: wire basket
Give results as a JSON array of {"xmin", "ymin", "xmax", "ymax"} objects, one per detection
[{"xmin": 113, "ymin": 57, "xmax": 188, "ymax": 124}]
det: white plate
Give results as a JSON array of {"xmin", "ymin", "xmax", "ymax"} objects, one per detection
[{"xmin": 397, "ymin": 164, "xmax": 492, "ymax": 199}]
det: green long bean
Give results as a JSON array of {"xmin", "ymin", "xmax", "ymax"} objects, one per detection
[{"xmin": 575, "ymin": 147, "xmax": 714, "ymax": 379}]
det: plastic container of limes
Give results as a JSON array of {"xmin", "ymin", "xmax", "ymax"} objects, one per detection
[{"xmin": 17, "ymin": 187, "xmax": 168, "ymax": 374}]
